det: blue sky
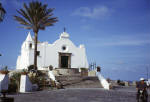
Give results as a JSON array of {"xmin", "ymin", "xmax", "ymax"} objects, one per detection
[{"xmin": 0, "ymin": 0, "xmax": 150, "ymax": 81}]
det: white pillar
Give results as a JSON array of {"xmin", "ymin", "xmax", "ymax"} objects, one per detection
[
  {"xmin": 20, "ymin": 75, "xmax": 32, "ymax": 93},
  {"xmin": 0, "ymin": 74, "xmax": 9, "ymax": 92}
]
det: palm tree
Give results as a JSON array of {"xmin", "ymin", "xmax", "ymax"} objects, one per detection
[
  {"xmin": 0, "ymin": 3, "xmax": 6, "ymax": 59},
  {"xmin": 0, "ymin": 3, "xmax": 6, "ymax": 22},
  {"xmin": 14, "ymin": 1, "xmax": 58, "ymax": 70}
]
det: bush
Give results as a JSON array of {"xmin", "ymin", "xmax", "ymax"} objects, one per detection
[
  {"xmin": 21, "ymin": 69, "xmax": 28, "ymax": 75},
  {"xmin": 28, "ymin": 65, "xmax": 36, "ymax": 72},
  {"xmin": 117, "ymin": 79, "xmax": 121, "ymax": 84},
  {"xmin": 117, "ymin": 79, "xmax": 125, "ymax": 86},
  {"xmin": 29, "ymin": 71, "xmax": 48, "ymax": 89},
  {"xmin": 8, "ymin": 72, "xmax": 21, "ymax": 93},
  {"xmin": 0, "ymin": 66, "xmax": 9, "ymax": 74},
  {"xmin": 8, "ymin": 80, "xmax": 18, "ymax": 93}
]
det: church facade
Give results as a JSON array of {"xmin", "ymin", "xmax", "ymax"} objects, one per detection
[{"xmin": 16, "ymin": 31, "xmax": 89, "ymax": 70}]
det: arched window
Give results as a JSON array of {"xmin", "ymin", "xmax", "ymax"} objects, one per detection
[{"xmin": 29, "ymin": 43, "xmax": 32, "ymax": 49}]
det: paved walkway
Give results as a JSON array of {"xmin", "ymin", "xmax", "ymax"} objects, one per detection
[{"xmin": 6, "ymin": 87, "xmax": 140, "ymax": 102}]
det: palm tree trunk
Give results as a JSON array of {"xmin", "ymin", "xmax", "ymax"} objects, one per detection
[{"xmin": 34, "ymin": 32, "xmax": 38, "ymax": 70}]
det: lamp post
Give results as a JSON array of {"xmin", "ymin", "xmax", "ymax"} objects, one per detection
[{"xmin": 0, "ymin": 3, "xmax": 6, "ymax": 22}]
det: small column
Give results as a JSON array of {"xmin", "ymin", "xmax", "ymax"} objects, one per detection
[
  {"xmin": 0, "ymin": 74, "xmax": 9, "ymax": 92},
  {"xmin": 0, "ymin": 71, "xmax": 14, "ymax": 102},
  {"xmin": 20, "ymin": 74, "xmax": 32, "ymax": 93}
]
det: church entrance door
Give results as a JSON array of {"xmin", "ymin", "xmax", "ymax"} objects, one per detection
[
  {"xmin": 59, "ymin": 53, "xmax": 71, "ymax": 68},
  {"xmin": 61, "ymin": 56, "xmax": 68, "ymax": 68}
]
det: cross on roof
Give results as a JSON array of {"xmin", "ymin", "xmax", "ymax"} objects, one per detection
[{"xmin": 64, "ymin": 27, "xmax": 66, "ymax": 32}]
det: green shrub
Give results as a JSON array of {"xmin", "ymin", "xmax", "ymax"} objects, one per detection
[
  {"xmin": 29, "ymin": 71, "xmax": 47, "ymax": 89},
  {"xmin": 0, "ymin": 66, "xmax": 9, "ymax": 74},
  {"xmin": 28, "ymin": 65, "xmax": 35, "ymax": 72},
  {"xmin": 8, "ymin": 72, "xmax": 21, "ymax": 93}
]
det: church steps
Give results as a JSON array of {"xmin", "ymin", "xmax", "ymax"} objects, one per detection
[{"xmin": 55, "ymin": 75, "xmax": 103, "ymax": 88}]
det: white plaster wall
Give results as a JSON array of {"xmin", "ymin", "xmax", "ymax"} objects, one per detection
[
  {"xmin": 17, "ymin": 41, "xmax": 32, "ymax": 69},
  {"xmin": 40, "ymin": 37, "xmax": 88, "ymax": 69},
  {"xmin": 16, "ymin": 32, "xmax": 89, "ymax": 70}
]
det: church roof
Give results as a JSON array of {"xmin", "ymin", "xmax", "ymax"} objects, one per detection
[
  {"xmin": 60, "ymin": 32, "xmax": 69, "ymax": 39},
  {"xmin": 26, "ymin": 32, "xmax": 33, "ymax": 42}
]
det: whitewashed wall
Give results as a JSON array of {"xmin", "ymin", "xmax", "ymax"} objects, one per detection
[{"xmin": 16, "ymin": 32, "xmax": 89, "ymax": 70}]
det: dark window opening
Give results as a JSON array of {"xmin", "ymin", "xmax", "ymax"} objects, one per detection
[
  {"xmin": 62, "ymin": 46, "xmax": 66, "ymax": 50},
  {"xmin": 37, "ymin": 51, "xmax": 40, "ymax": 56},
  {"xmin": 29, "ymin": 43, "xmax": 32, "ymax": 49}
]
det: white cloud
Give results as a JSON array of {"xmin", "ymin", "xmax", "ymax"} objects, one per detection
[
  {"xmin": 87, "ymin": 34, "xmax": 150, "ymax": 47},
  {"xmin": 72, "ymin": 6, "xmax": 112, "ymax": 19}
]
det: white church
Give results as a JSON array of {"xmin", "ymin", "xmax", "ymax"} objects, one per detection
[
  {"xmin": 15, "ymin": 31, "xmax": 110, "ymax": 90},
  {"xmin": 16, "ymin": 31, "xmax": 89, "ymax": 70}
]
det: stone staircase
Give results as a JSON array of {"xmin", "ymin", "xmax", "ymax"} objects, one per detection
[{"xmin": 55, "ymin": 75, "xmax": 103, "ymax": 88}]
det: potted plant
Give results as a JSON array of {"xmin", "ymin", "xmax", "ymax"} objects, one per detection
[
  {"xmin": 0, "ymin": 66, "xmax": 9, "ymax": 74},
  {"xmin": 21, "ymin": 69, "xmax": 28, "ymax": 75}
]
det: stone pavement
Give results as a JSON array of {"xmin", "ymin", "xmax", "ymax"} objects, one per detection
[{"xmin": 6, "ymin": 87, "xmax": 142, "ymax": 102}]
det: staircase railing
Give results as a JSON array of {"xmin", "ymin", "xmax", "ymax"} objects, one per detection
[{"xmin": 96, "ymin": 72, "xmax": 110, "ymax": 90}]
